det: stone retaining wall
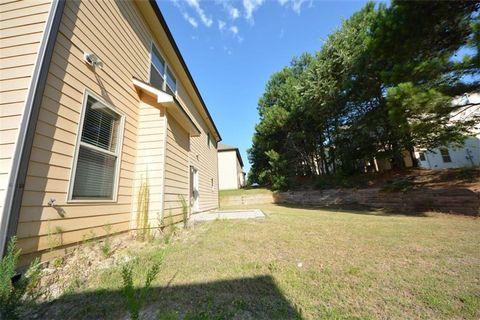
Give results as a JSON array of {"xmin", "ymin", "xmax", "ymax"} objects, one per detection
[
  {"xmin": 274, "ymin": 188, "xmax": 480, "ymax": 216},
  {"xmin": 220, "ymin": 188, "xmax": 479, "ymax": 216}
]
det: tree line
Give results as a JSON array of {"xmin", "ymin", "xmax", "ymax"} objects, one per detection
[{"xmin": 248, "ymin": 1, "xmax": 480, "ymax": 190}]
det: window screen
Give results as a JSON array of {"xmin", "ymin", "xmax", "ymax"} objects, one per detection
[{"xmin": 71, "ymin": 95, "xmax": 122, "ymax": 200}]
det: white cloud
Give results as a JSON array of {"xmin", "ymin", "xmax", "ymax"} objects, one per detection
[
  {"xmin": 243, "ymin": 0, "xmax": 264, "ymax": 24},
  {"xmin": 183, "ymin": 12, "xmax": 198, "ymax": 28},
  {"xmin": 218, "ymin": 20, "xmax": 226, "ymax": 31},
  {"xmin": 223, "ymin": 46, "xmax": 233, "ymax": 55},
  {"xmin": 278, "ymin": 0, "xmax": 310, "ymax": 15},
  {"xmin": 229, "ymin": 7, "xmax": 240, "ymax": 20},
  {"xmin": 291, "ymin": 0, "xmax": 307, "ymax": 14},
  {"xmin": 229, "ymin": 25, "xmax": 239, "ymax": 35},
  {"xmin": 185, "ymin": 0, "xmax": 213, "ymax": 27},
  {"xmin": 229, "ymin": 25, "xmax": 243, "ymax": 42},
  {"xmin": 217, "ymin": 0, "xmax": 240, "ymax": 20}
]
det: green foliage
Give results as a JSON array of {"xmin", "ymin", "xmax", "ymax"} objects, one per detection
[
  {"xmin": 249, "ymin": 1, "xmax": 480, "ymax": 184},
  {"xmin": 121, "ymin": 252, "xmax": 164, "ymax": 320},
  {"xmin": 314, "ymin": 173, "xmax": 372, "ymax": 190},
  {"xmin": 161, "ymin": 212, "xmax": 176, "ymax": 245},
  {"xmin": 386, "ymin": 83, "xmax": 475, "ymax": 150},
  {"xmin": 264, "ymin": 149, "xmax": 289, "ymax": 191},
  {"xmin": 46, "ymin": 223, "xmax": 63, "ymax": 251},
  {"xmin": 0, "ymin": 237, "xmax": 42, "ymax": 320},
  {"xmin": 100, "ymin": 224, "xmax": 112, "ymax": 257},
  {"xmin": 179, "ymin": 195, "xmax": 189, "ymax": 229}
]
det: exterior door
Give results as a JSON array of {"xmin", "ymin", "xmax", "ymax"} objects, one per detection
[{"xmin": 190, "ymin": 166, "xmax": 199, "ymax": 213}]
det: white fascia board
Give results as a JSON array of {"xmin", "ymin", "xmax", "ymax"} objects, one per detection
[{"xmin": 132, "ymin": 78, "xmax": 174, "ymax": 105}]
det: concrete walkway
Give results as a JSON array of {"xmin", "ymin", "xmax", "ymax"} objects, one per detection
[{"xmin": 191, "ymin": 209, "xmax": 265, "ymax": 222}]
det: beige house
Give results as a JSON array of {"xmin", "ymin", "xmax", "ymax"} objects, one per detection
[
  {"xmin": 0, "ymin": 0, "xmax": 221, "ymax": 263},
  {"xmin": 218, "ymin": 143, "xmax": 245, "ymax": 190}
]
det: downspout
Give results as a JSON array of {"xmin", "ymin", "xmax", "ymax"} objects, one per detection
[{"xmin": 0, "ymin": 0, "xmax": 66, "ymax": 257}]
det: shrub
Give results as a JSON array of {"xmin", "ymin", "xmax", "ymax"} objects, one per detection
[
  {"xmin": 120, "ymin": 251, "xmax": 164, "ymax": 320},
  {"xmin": 100, "ymin": 224, "xmax": 112, "ymax": 257},
  {"xmin": 0, "ymin": 237, "xmax": 42, "ymax": 320},
  {"xmin": 179, "ymin": 195, "xmax": 189, "ymax": 229}
]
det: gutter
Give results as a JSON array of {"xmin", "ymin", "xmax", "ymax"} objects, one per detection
[
  {"xmin": 0, "ymin": 0, "xmax": 66, "ymax": 257},
  {"xmin": 148, "ymin": 0, "xmax": 222, "ymax": 142}
]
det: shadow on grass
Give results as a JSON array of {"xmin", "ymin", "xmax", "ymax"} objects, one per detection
[
  {"xmin": 274, "ymin": 203, "xmax": 430, "ymax": 218},
  {"xmin": 27, "ymin": 275, "xmax": 302, "ymax": 319}
]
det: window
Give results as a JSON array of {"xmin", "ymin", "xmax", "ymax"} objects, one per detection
[
  {"xmin": 150, "ymin": 45, "xmax": 165, "ymax": 90},
  {"xmin": 150, "ymin": 44, "xmax": 177, "ymax": 95},
  {"xmin": 419, "ymin": 152, "xmax": 426, "ymax": 161},
  {"xmin": 70, "ymin": 93, "xmax": 123, "ymax": 201},
  {"xmin": 440, "ymin": 148, "xmax": 451, "ymax": 163},
  {"xmin": 207, "ymin": 133, "xmax": 211, "ymax": 148},
  {"xmin": 166, "ymin": 67, "xmax": 177, "ymax": 94}
]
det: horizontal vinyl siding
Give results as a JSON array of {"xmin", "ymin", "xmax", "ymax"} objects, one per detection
[
  {"xmin": 16, "ymin": 0, "xmax": 151, "ymax": 256},
  {"xmin": 14, "ymin": 0, "xmax": 220, "ymax": 259},
  {"xmin": 0, "ymin": 0, "xmax": 52, "ymax": 221},
  {"xmin": 176, "ymin": 88, "xmax": 219, "ymax": 212},
  {"xmin": 163, "ymin": 114, "xmax": 189, "ymax": 221},
  {"xmin": 132, "ymin": 98, "xmax": 166, "ymax": 230}
]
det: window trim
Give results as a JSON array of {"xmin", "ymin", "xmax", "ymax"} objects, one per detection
[
  {"xmin": 418, "ymin": 152, "xmax": 426, "ymax": 162},
  {"xmin": 67, "ymin": 89, "xmax": 125, "ymax": 203},
  {"xmin": 149, "ymin": 42, "xmax": 177, "ymax": 95}
]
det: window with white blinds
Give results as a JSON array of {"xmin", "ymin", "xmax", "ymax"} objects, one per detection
[{"xmin": 70, "ymin": 94, "xmax": 123, "ymax": 201}]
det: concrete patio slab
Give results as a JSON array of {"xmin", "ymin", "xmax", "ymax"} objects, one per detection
[{"xmin": 191, "ymin": 209, "xmax": 265, "ymax": 222}]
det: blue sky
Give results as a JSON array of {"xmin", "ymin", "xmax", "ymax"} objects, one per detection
[{"xmin": 158, "ymin": 0, "xmax": 372, "ymax": 172}]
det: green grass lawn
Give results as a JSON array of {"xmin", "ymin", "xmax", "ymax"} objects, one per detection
[
  {"xmin": 31, "ymin": 204, "xmax": 480, "ymax": 319},
  {"xmin": 219, "ymin": 187, "xmax": 272, "ymax": 198}
]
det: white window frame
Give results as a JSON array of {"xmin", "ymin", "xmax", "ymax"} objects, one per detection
[
  {"xmin": 149, "ymin": 42, "xmax": 177, "ymax": 94},
  {"xmin": 67, "ymin": 89, "xmax": 125, "ymax": 203}
]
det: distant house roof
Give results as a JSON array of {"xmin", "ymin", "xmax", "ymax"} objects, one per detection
[{"xmin": 218, "ymin": 143, "xmax": 244, "ymax": 167}]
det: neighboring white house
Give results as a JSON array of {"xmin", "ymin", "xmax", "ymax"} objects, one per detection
[
  {"xmin": 218, "ymin": 144, "xmax": 246, "ymax": 190},
  {"xmin": 416, "ymin": 93, "xmax": 480, "ymax": 169}
]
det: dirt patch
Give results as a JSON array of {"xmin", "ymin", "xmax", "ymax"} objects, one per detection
[{"xmin": 31, "ymin": 234, "xmax": 145, "ymax": 304}]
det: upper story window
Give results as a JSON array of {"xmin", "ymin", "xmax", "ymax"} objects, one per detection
[
  {"xmin": 418, "ymin": 152, "xmax": 426, "ymax": 161},
  {"xmin": 69, "ymin": 93, "xmax": 124, "ymax": 201},
  {"xmin": 440, "ymin": 148, "xmax": 451, "ymax": 163},
  {"xmin": 150, "ymin": 44, "xmax": 177, "ymax": 95},
  {"xmin": 166, "ymin": 67, "xmax": 177, "ymax": 94}
]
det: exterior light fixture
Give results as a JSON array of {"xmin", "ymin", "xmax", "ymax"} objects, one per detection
[{"xmin": 84, "ymin": 52, "xmax": 104, "ymax": 69}]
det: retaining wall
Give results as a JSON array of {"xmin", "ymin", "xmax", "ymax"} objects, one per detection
[
  {"xmin": 220, "ymin": 188, "xmax": 480, "ymax": 216},
  {"xmin": 275, "ymin": 188, "xmax": 480, "ymax": 216}
]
